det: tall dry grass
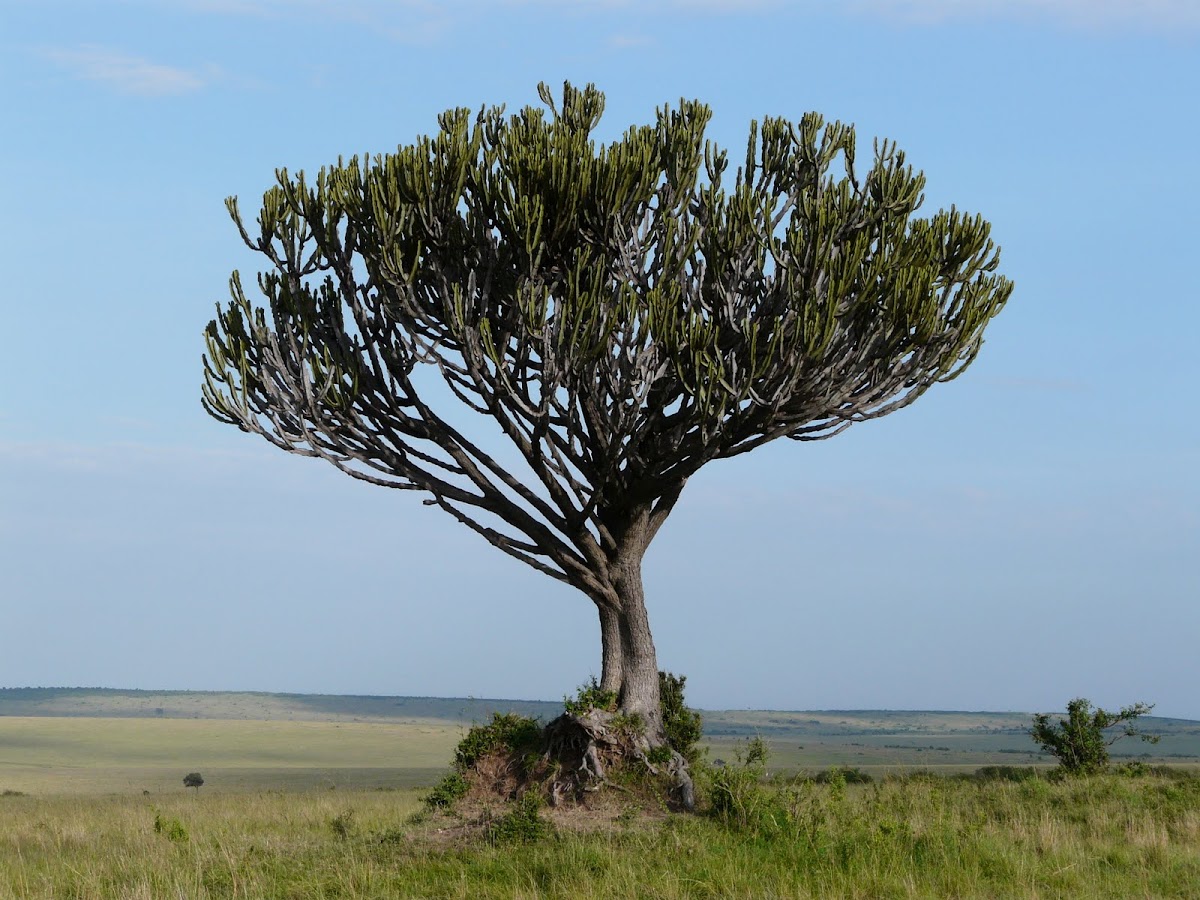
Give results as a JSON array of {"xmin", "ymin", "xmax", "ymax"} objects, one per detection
[{"xmin": 1, "ymin": 772, "xmax": 1197, "ymax": 898}]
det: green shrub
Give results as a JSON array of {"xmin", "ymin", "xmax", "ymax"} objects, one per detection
[
  {"xmin": 564, "ymin": 678, "xmax": 618, "ymax": 715},
  {"xmin": 743, "ymin": 736, "xmax": 769, "ymax": 768},
  {"xmin": 1116, "ymin": 761, "xmax": 1150, "ymax": 778},
  {"xmin": 646, "ymin": 745, "xmax": 672, "ymax": 766},
  {"xmin": 975, "ymin": 765, "xmax": 1039, "ymax": 783},
  {"xmin": 1030, "ymin": 697, "xmax": 1159, "ymax": 775},
  {"xmin": 486, "ymin": 791, "xmax": 553, "ymax": 844},
  {"xmin": 424, "ymin": 771, "xmax": 470, "ymax": 809},
  {"xmin": 153, "ymin": 813, "xmax": 188, "ymax": 843},
  {"xmin": 814, "ymin": 766, "xmax": 873, "ymax": 785},
  {"xmin": 659, "ymin": 671, "xmax": 704, "ymax": 765},
  {"xmin": 328, "ymin": 810, "xmax": 354, "ymax": 839},
  {"xmin": 454, "ymin": 713, "xmax": 543, "ymax": 771},
  {"xmin": 610, "ymin": 711, "xmax": 645, "ymax": 738},
  {"xmin": 709, "ymin": 737, "xmax": 776, "ymax": 831},
  {"xmin": 374, "ymin": 826, "xmax": 406, "ymax": 845}
]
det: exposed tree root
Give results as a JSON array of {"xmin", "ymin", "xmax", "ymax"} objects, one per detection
[{"xmin": 459, "ymin": 709, "xmax": 695, "ymax": 814}]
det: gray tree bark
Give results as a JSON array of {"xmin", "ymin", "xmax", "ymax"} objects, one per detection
[
  {"xmin": 598, "ymin": 606, "xmax": 623, "ymax": 695},
  {"xmin": 595, "ymin": 505, "xmax": 665, "ymax": 740}
]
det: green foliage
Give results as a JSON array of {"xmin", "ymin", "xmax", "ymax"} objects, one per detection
[
  {"xmin": 486, "ymin": 791, "xmax": 553, "ymax": 845},
  {"xmin": 153, "ymin": 813, "xmax": 188, "ymax": 843},
  {"xmin": 814, "ymin": 766, "xmax": 873, "ymax": 785},
  {"xmin": 182, "ymin": 772, "xmax": 204, "ymax": 791},
  {"xmin": 659, "ymin": 671, "xmax": 703, "ymax": 765},
  {"xmin": 1116, "ymin": 761, "xmax": 1150, "ymax": 778},
  {"xmin": 975, "ymin": 765, "xmax": 1039, "ymax": 783},
  {"xmin": 374, "ymin": 825, "xmax": 407, "ymax": 846},
  {"xmin": 453, "ymin": 713, "xmax": 543, "ymax": 771},
  {"xmin": 563, "ymin": 678, "xmax": 617, "ymax": 715},
  {"xmin": 1030, "ymin": 698, "xmax": 1160, "ymax": 775},
  {"xmin": 708, "ymin": 737, "xmax": 772, "ymax": 829},
  {"xmin": 743, "ymin": 736, "xmax": 769, "ymax": 768},
  {"xmin": 646, "ymin": 745, "xmax": 673, "ymax": 766},
  {"xmin": 424, "ymin": 771, "xmax": 470, "ymax": 810},
  {"xmin": 706, "ymin": 740, "xmax": 891, "ymax": 839},
  {"xmin": 609, "ymin": 711, "xmax": 645, "ymax": 738},
  {"xmin": 328, "ymin": 810, "xmax": 355, "ymax": 839},
  {"xmin": 207, "ymin": 83, "xmax": 1012, "ymax": 449}
]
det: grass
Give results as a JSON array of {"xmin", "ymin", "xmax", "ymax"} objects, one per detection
[
  {"xmin": 1, "ymin": 773, "xmax": 1197, "ymax": 898},
  {"xmin": 0, "ymin": 716, "xmax": 460, "ymax": 795},
  {"xmin": 2, "ymin": 696, "xmax": 1199, "ymax": 896},
  {"xmin": 4, "ymin": 694, "xmax": 1198, "ymax": 793}
]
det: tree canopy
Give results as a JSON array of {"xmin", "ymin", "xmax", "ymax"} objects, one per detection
[
  {"xmin": 202, "ymin": 82, "xmax": 1012, "ymax": 737},
  {"xmin": 1030, "ymin": 698, "xmax": 1159, "ymax": 774}
]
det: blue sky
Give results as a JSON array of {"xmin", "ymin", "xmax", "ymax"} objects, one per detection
[{"xmin": 1, "ymin": 0, "xmax": 1197, "ymax": 718}]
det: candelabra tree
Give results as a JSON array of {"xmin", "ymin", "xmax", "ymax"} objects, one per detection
[{"xmin": 203, "ymin": 82, "xmax": 1012, "ymax": 747}]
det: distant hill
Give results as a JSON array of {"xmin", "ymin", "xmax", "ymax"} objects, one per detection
[
  {"xmin": 2, "ymin": 687, "xmax": 1197, "ymax": 735},
  {"xmin": 0, "ymin": 687, "xmax": 562, "ymax": 724},
  {"xmin": 3, "ymin": 689, "xmax": 1199, "ymax": 778}
]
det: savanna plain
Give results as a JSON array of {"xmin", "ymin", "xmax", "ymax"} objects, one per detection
[{"xmin": 2, "ymin": 688, "xmax": 1199, "ymax": 899}]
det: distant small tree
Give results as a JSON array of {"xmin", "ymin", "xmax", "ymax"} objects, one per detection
[
  {"xmin": 183, "ymin": 772, "xmax": 205, "ymax": 793},
  {"xmin": 1030, "ymin": 698, "xmax": 1159, "ymax": 775}
]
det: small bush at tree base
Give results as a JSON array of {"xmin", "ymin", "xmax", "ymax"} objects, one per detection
[
  {"xmin": 659, "ymin": 671, "xmax": 703, "ymax": 765},
  {"xmin": 453, "ymin": 713, "xmax": 543, "ymax": 771},
  {"xmin": 646, "ymin": 745, "xmax": 673, "ymax": 766},
  {"xmin": 424, "ymin": 772, "xmax": 469, "ymax": 810},
  {"xmin": 1030, "ymin": 698, "xmax": 1159, "ymax": 775},
  {"xmin": 486, "ymin": 791, "xmax": 553, "ymax": 845},
  {"xmin": 564, "ymin": 679, "xmax": 617, "ymax": 715},
  {"xmin": 609, "ymin": 711, "xmax": 645, "ymax": 738}
]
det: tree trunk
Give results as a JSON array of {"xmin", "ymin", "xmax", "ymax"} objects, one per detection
[
  {"xmin": 589, "ymin": 502, "xmax": 695, "ymax": 809},
  {"xmin": 598, "ymin": 605, "xmax": 622, "ymax": 695},
  {"xmin": 599, "ymin": 507, "xmax": 664, "ymax": 742},
  {"xmin": 613, "ymin": 576, "xmax": 663, "ymax": 740}
]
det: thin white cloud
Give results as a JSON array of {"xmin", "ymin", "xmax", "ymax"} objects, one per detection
[
  {"xmin": 467, "ymin": 0, "xmax": 1200, "ymax": 30},
  {"xmin": 161, "ymin": 0, "xmax": 453, "ymax": 43},
  {"xmin": 845, "ymin": 0, "xmax": 1200, "ymax": 31},
  {"xmin": 608, "ymin": 33, "xmax": 654, "ymax": 48},
  {"xmin": 114, "ymin": 0, "xmax": 1200, "ymax": 37},
  {"xmin": 44, "ymin": 45, "xmax": 209, "ymax": 96}
]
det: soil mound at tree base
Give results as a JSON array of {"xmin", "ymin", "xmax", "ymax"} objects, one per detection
[
  {"xmin": 461, "ymin": 710, "xmax": 693, "ymax": 812},
  {"xmin": 422, "ymin": 708, "xmax": 696, "ymax": 844},
  {"xmin": 422, "ymin": 674, "xmax": 704, "ymax": 840}
]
